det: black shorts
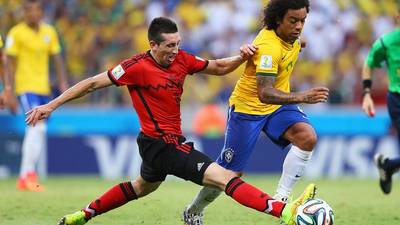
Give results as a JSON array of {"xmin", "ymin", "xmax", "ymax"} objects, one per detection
[{"xmin": 136, "ymin": 132, "xmax": 213, "ymax": 185}]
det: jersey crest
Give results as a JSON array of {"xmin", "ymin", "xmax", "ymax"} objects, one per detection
[
  {"xmin": 260, "ymin": 55, "xmax": 273, "ymax": 69},
  {"xmin": 111, "ymin": 65, "xmax": 125, "ymax": 80}
]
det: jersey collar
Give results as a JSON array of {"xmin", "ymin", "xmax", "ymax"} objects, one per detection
[{"xmin": 148, "ymin": 50, "xmax": 172, "ymax": 69}]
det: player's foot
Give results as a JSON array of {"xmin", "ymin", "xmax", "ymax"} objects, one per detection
[
  {"xmin": 374, "ymin": 153, "xmax": 392, "ymax": 194},
  {"xmin": 280, "ymin": 183, "xmax": 317, "ymax": 225},
  {"xmin": 182, "ymin": 206, "xmax": 204, "ymax": 225},
  {"xmin": 16, "ymin": 172, "xmax": 45, "ymax": 192},
  {"xmin": 58, "ymin": 211, "xmax": 88, "ymax": 225}
]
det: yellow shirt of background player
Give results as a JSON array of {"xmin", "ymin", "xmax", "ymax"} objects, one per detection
[
  {"xmin": 229, "ymin": 29, "xmax": 301, "ymax": 115},
  {"xmin": 0, "ymin": 35, "xmax": 3, "ymax": 48},
  {"xmin": 5, "ymin": 22, "xmax": 61, "ymax": 95}
]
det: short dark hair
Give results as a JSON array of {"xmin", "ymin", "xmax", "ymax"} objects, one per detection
[
  {"xmin": 148, "ymin": 17, "xmax": 178, "ymax": 44},
  {"xmin": 263, "ymin": 0, "xmax": 310, "ymax": 30}
]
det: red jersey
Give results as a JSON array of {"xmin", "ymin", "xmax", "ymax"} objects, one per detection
[{"xmin": 108, "ymin": 50, "xmax": 208, "ymax": 138}]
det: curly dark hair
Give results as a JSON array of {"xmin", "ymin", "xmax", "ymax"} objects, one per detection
[
  {"xmin": 148, "ymin": 17, "xmax": 178, "ymax": 44},
  {"xmin": 263, "ymin": 0, "xmax": 310, "ymax": 30}
]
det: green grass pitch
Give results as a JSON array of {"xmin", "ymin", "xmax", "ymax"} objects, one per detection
[{"xmin": 0, "ymin": 176, "xmax": 399, "ymax": 225}]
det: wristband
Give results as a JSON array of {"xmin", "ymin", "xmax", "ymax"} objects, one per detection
[
  {"xmin": 362, "ymin": 79, "xmax": 372, "ymax": 89},
  {"xmin": 362, "ymin": 79, "xmax": 372, "ymax": 97}
]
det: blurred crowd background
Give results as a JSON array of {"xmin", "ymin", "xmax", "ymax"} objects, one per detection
[{"xmin": 0, "ymin": 0, "xmax": 398, "ymax": 107}]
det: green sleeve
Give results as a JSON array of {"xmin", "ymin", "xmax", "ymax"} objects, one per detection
[
  {"xmin": 366, "ymin": 38, "xmax": 386, "ymax": 69},
  {"xmin": 256, "ymin": 72, "xmax": 277, "ymax": 77}
]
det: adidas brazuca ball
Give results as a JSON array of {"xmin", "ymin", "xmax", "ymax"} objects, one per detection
[{"xmin": 296, "ymin": 198, "xmax": 334, "ymax": 225}]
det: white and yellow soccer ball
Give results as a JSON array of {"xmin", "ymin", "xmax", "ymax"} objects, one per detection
[{"xmin": 296, "ymin": 198, "xmax": 334, "ymax": 225}]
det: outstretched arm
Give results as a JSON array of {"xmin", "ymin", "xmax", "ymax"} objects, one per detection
[
  {"xmin": 26, "ymin": 72, "xmax": 113, "ymax": 125},
  {"xmin": 202, "ymin": 44, "xmax": 257, "ymax": 75},
  {"xmin": 257, "ymin": 75, "xmax": 329, "ymax": 105}
]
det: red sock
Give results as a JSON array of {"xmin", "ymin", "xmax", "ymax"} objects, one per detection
[
  {"xmin": 83, "ymin": 182, "xmax": 137, "ymax": 219},
  {"xmin": 225, "ymin": 177, "xmax": 285, "ymax": 218}
]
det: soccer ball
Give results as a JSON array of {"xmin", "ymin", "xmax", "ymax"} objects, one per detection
[{"xmin": 296, "ymin": 198, "xmax": 334, "ymax": 225}]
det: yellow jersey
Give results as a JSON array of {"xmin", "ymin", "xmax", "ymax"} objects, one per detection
[
  {"xmin": 229, "ymin": 29, "xmax": 301, "ymax": 115},
  {"xmin": 5, "ymin": 22, "xmax": 61, "ymax": 95},
  {"xmin": 0, "ymin": 35, "xmax": 3, "ymax": 48}
]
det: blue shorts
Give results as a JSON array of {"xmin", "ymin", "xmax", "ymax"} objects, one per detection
[
  {"xmin": 18, "ymin": 93, "xmax": 50, "ymax": 113},
  {"xmin": 216, "ymin": 104, "xmax": 310, "ymax": 172}
]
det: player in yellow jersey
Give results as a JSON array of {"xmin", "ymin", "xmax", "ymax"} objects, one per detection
[
  {"xmin": 0, "ymin": 35, "xmax": 17, "ymax": 112},
  {"xmin": 5, "ymin": 0, "xmax": 68, "ymax": 192},
  {"xmin": 183, "ymin": 1, "xmax": 328, "ymax": 224}
]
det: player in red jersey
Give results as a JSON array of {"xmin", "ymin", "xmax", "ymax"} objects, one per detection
[{"xmin": 26, "ymin": 17, "xmax": 315, "ymax": 225}]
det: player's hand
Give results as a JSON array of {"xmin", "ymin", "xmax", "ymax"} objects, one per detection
[
  {"xmin": 299, "ymin": 87, "xmax": 329, "ymax": 104},
  {"xmin": 25, "ymin": 104, "xmax": 53, "ymax": 126},
  {"xmin": 362, "ymin": 94, "xmax": 375, "ymax": 117},
  {"xmin": 240, "ymin": 44, "xmax": 258, "ymax": 60}
]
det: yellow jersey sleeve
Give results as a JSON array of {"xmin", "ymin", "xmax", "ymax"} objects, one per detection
[
  {"xmin": 253, "ymin": 40, "xmax": 282, "ymax": 76},
  {"xmin": 48, "ymin": 26, "xmax": 61, "ymax": 55},
  {"xmin": 0, "ymin": 35, "xmax": 3, "ymax": 48},
  {"xmin": 5, "ymin": 27, "xmax": 19, "ymax": 56}
]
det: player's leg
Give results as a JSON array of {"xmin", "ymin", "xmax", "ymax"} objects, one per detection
[
  {"xmin": 376, "ymin": 92, "xmax": 400, "ymax": 194},
  {"xmin": 203, "ymin": 162, "xmax": 285, "ymax": 215},
  {"xmin": 386, "ymin": 92, "xmax": 400, "ymax": 174},
  {"xmin": 58, "ymin": 176, "xmax": 162, "ymax": 225},
  {"xmin": 17, "ymin": 93, "xmax": 48, "ymax": 191},
  {"xmin": 169, "ymin": 138, "xmax": 284, "ymax": 222},
  {"xmin": 59, "ymin": 132, "xmax": 168, "ymax": 225},
  {"xmin": 202, "ymin": 162, "xmax": 316, "ymax": 225},
  {"xmin": 184, "ymin": 106, "xmax": 264, "ymax": 223},
  {"xmin": 374, "ymin": 154, "xmax": 394, "ymax": 194},
  {"xmin": 263, "ymin": 105, "xmax": 315, "ymax": 201},
  {"xmin": 277, "ymin": 123, "xmax": 316, "ymax": 201},
  {"xmin": 170, "ymin": 139, "xmax": 313, "ymax": 225}
]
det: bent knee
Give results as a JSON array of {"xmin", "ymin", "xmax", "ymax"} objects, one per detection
[
  {"xmin": 132, "ymin": 178, "xmax": 161, "ymax": 198},
  {"xmin": 296, "ymin": 134, "xmax": 317, "ymax": 151}
]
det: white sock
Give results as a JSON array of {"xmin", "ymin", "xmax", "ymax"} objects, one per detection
[
  {"xmin": 187, "ymin": 186, "xmax": 222, "ymax": 213},
  {"xmin": 276, "ymin": 145, "xmax": 312, "ymax": 200},
  {"xmin": 19, "ymin": 122, "xmax": 46, "ymax": 177}
]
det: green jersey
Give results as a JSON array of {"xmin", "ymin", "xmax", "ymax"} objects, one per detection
[{"xmin": 366, "ymin": 28, "xmax": 400, "ymax": 93}]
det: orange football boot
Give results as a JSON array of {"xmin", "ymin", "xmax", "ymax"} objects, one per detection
[{"xmin": 16, "ymin": 172, "xmax": 45, "ymax": 192}]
